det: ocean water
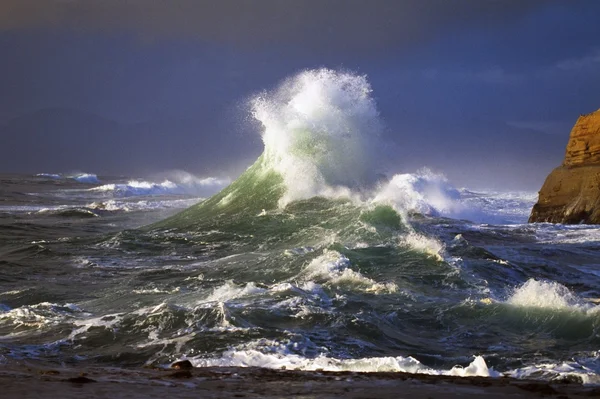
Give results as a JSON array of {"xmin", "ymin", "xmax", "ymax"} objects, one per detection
[{"xmin": 2, "ymin": 69, "xmax": 600, "ymax": 384}]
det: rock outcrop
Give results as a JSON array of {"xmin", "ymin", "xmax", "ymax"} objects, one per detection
[{"xmin": 529, "ymin": 109, "xmax": 600, "ymax": 224}]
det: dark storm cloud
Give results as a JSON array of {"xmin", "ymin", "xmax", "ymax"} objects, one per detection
[
  {"xmin": 1, "ymin": 0, "xmax": 600, "ymax": 190},
  {"xmin": 0, "ymin": 0, "xmax": 550, "ymax": 54}
]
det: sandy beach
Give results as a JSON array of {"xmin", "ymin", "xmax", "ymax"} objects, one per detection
[{"xmin": 1, "ymin": 363, "xmax": 599, "ymax": 399}]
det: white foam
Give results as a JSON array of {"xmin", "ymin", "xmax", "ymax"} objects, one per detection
[
  {"xmin": 0, "ymin": 290, "xmax": 25, "ymax": 296},
  {"xmin": 87, "ymin": 198, "xmax": 200, "ymax": 212},
  {"xmin": 533, "ymin": 224, "xmax": 600, "ymax": 245},
  {"xmin": 35, "ymin": 172, "xmax": 99, "ymax": 182},
  {"xmin": 71, "ymin": 173, "xmax": 100, "ymax": 184},
  {"xmin": 249, "ymin": 68, "xmax": 536, "ymax": 230},
  {"xmin": 400, "ymin": 231, "xmax": 445, "ymax": 260},
  {"xmin": 373, "ymin": 168, "xmax": 461, "ymax": 217},
  {"xmin": 90, "ymin": 176, "xmax": 228, "ymax": 197},
  {"xmin": 202, "ymin": 281, "xmax": 267, "ymax": 303},
  {"xmin": 457, "ymin": 189, "xmax": 538, "ymax": 224},
  {"xmin": 508, "ymin": 362, "xmax": 600, "ymax": 384},
  {"xmin": 371, "ymin": 170, "xmax": 538, "ymax": 225},
  {"xmin": 190, "ymin": 340, "xmax": 496, "ymax": 377},
  {"xmin": 132, "ymin": 287, "xmax": 181, "ymax": 295},
  {"xmin": 448, "ymin": 355, "xmax": 500, "ymax": 377},
  {"xmin": 0, "ymin": 302, "xmax": 84, "ymax": 328},
  {"xmin": 301, "ymin": 250, "xmax": 397, "ymax": 294},
  {"xmin": 506, "ymin": 279, "xmax": 598, "ymax": 313},
  {"xmin": 252, "ymin": 68, "xmax": 383, "ymax": 207},
  {"xmin": 35, "ymin": 173, "xmax": 61, "ymax": 179}
]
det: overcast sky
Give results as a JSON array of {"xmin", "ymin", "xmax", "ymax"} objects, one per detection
[{"xmin": 1, "ymin": 0, "xmax": 599, "ymax": 189}]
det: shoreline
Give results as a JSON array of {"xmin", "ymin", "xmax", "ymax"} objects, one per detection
[{"xmin": 1, "ymin": 363, "xmax": 599, "ymax": 398}]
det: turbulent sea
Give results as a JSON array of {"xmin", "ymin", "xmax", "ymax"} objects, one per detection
[{"xmin": 2, "ymin": 69, "xmax": 600, "ymax": 384}]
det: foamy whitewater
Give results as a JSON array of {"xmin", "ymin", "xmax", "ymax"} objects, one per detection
[{"xmin": 2, "ymin": 69, "xmax": 600, "ymax": 385}]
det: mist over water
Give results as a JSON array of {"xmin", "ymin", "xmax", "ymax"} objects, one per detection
[{"xmin": 1, "ymin": 69, "xmax": 600, "ymax": 384}]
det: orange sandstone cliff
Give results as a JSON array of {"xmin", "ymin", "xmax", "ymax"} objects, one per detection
[{"xmin": 529, "ymin": 108, "xmax": 600, "ymax": 224}]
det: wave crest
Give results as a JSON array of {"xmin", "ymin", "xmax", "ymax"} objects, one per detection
[{"xmin": 253, "ymin": 68, "xmax": 383, "ymax": 206}]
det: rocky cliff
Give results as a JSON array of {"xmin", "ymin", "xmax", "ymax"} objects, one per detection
[{"xmin": 529, "ymin": 108, "xmax": 600, "ymax": 224}]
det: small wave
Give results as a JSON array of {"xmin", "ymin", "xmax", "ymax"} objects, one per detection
[
  {"xmin": 506, "ymin": 279, "xmax": 598, "ymax": 314},
  {"xmin": 132, "ymin": 287, "xmax": 181, "ymax": 295},
  {"xmin": 34, "ymin": 172, "xmax": 99, "ymax": 183},
  {"xmin": 189, "ymin": 339, "xmax": 497, "ymax": 376},
  {"xmin": 373, "ymin": 168, "xmax": 460, "ymax": 217},
  {"xmin": 0, "ymin": 302, "xmax": 84, "ymax": 328},
  {"xmin": 399, "ymin": 231, "xmax": 445, "ymax": 260},
  {"xmin": 37, "ymin": 207, "xmax": 99, "ymax": 218},
  {"xmin": 533, "ymin": 224, "xmax": 600, "ymax": 245},
  {"xmin": 35, "ymin": 173, "xmax": 61, "ymax": 179},
  {"xmin": 0, "ymin": 205, "xmax": 53, "ymax": 213},
  {"xmin": 203, "ymin": 281, "xmax": 268, "ymax": 303},
  {"xmin": 70, "ymin": 173, "xmax": 100, "ymax": 184},
  {"xmin": 301, "ymin": 250, "xmax": 397, "ymax": 294},
  {"xmin": 87, "ymin": 198, "xmax": 201, "ymax": 212},
  {"xmin": 34, "ymin": 172, "xmax": 100, "ymax": 183},
  {"xmin": 508, "ymin": 360, "xmax": 600, "ymax": 384},
  {"xmin": 90, "ymin": 177, "xmax": 228, "ymax": 197}
]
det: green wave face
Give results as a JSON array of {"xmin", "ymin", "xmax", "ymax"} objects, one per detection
[
  {"xmin": 149, "ymin": 152, "xmax": 408, "ymax": 253},
  {"xmin": 151, "ymin": 155, "xmax": 284, "ymax": 230}
]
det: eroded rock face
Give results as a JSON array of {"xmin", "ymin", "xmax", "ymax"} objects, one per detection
[
  {"xmin": 564, "ymin": 110, "xmax": 600, "ymax": 167},
  {"xmin": 529, "ymin": 109, "xmax": 600, "ymax": 224}
]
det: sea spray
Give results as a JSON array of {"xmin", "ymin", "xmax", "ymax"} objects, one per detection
[
  {"xmin": 152, "ymin": 69, "xmax": 456, "ymax": 260},
  {"xmin": 4, "ymin": 71, "xmax": 600, "ymax": 384},
  {"xmin": 156, "ymin": 69, "xmax": 469, "ymax": 226},
  {"xmin": 252, "ymin": 68, "xmax": 384, "ymax": 206},
  {"xmin": 372, "ymin": 168, "xmax": 462, "ymax": 217}
]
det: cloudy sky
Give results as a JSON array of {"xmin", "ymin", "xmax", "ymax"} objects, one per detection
[{"xmin": 1, "ymin": 0, "xmax": 599, "ymax": 189}]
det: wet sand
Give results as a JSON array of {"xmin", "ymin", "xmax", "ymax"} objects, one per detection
[{"xmin": 1, "ymin": 363, "xmax": 599, "ymax": 399}]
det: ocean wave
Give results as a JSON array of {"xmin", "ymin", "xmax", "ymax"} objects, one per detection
[
  {"xmin": 300, "ymin": 250, "xmax": 397, "ymax": 294},
  {"xmin": 87, "ymin": 198, "xmax": 201, "ymax": 212},
  {"xmin": 71, "ymin": 173, "xmax": 99, "ymax": 183},
  {"xmin": 189, "ymin": 339, "xmax": 497, "ymax": 376},
  {"xmin": 399, "ymin": 231, "xmax": 445, "ymax": 260},
  {"xmin": 373, "ymin": 168, "xmax": 460, "ymax": 217},
  {"xmin": 253, "ymin": 68, "xmax": 383, "ymax": 207},
  {"xmin": 372, "ymin": 170, "xmax": 537, "ymax": 224},
  {"xmin": 0, "ymin": 302, "xmax": 85, "ymax": 328},
  {"xmin": 2, "ymin": 198, "xmax": 198, "ymax": 217},
  {"xmin": 508, "ymin": 357, "xmax": 600, "ymax": 384},
  {"xmin": 533, "ymin": 224, "xmax": 600, "ymax": 245},
  {"xmin": 153, "ymin": 69, "xmax": 536, "ymax": 232},
  {"xmin": 34, "ymin": 172, "xmax": 100, "ymax": 184},
  {"xmin": 506, "ymin": 278, "xmax": 599, "ymax": 314},
  {"xmin": 35, "ymin": 173, "xmax": 61, "ymax": 179},
  {"xmin": 90, "ymin": 176, "xmax": 228, "ymax": 197},
  {"xmin": 203, "ymin": 281, "xmax": 268, "ymax": 303}
]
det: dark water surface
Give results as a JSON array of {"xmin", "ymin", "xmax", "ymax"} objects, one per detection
[{"xmin": 1, "ymin": 172, "xmax": 600, "ymax": 384}]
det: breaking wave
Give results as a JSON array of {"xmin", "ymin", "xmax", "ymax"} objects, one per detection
[
  {"xmin": 35, "ymin": 172, "xmax": 100, "ymax": 183},
  {"xmin": 9, "ymin": 69, "xmax": 598, "ymax": 385},
  {"xmin": 91, "ymin": 176, "xmax": 228, "ymax": 197}
]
